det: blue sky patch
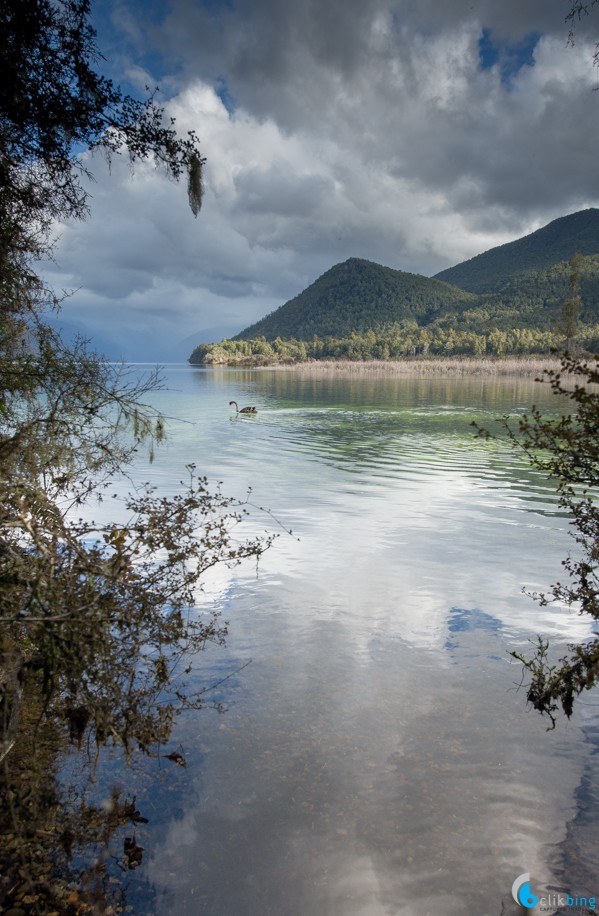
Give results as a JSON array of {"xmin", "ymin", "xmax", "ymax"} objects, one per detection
[
  {"xmin": 216, "ymin": 76, "xmax": 237, "ymax": 115},
  {"xmin": 479, "ymin": 28, "xmax": 500, "ymax": 71},
  {"xmin": 479, "ymin": 28, "xmax": 541, "ymax": 87},
  {"xmin": 91, "ymin": 0, "xmax": 175, "ymax": 91}
]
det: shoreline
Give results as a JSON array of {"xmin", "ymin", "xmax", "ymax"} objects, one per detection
[{"xmin": 248, "ymin": 357, "xmax": 563, "ymax": 377}]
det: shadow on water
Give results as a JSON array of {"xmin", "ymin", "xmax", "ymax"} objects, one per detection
[
  {"xmin": 0, "ymin": 683, "xmax": 152, "ymax": 912},
  {"xmin": 552, "ymin": 715, "xmax": 599, "ymax": 915}
]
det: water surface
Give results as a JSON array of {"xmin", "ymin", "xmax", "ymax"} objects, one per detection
[{"xmin": 113, "ymin": 366, "xmax": 598, "ymax": 915}]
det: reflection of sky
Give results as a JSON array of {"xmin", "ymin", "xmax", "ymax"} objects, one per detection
[
  {"xmin": 98, "ymin": 368, "xmax": 598, "ymax": 914},
  {"xmin": 144, "ymin": 592, "xmax": 585, "ymax": 915},
  {"xmin": 105, "ymin": 366, "xmax": 593, "ymax": 653}
]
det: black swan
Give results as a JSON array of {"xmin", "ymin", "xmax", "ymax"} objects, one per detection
[{"xmin": 229, "ymin": 400, "xmax": 257, "ymax": 415}]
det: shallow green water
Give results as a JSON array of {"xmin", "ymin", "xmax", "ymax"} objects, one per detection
[{"xmin": 112, "ymin": 366, "xmax": 598, "ymax": 915}]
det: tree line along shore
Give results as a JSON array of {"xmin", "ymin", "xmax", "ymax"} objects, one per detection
[{"xmin": 188, "ymin": 326, "xmax": 588, "ymax": 373}]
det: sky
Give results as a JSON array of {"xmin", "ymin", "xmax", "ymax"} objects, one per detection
[{"xmin": 44, "ymin": 0, "xmax": 599, "ymax": 360}]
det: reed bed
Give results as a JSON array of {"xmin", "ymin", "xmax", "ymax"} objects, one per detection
[{"xmin": 262, "ymin": 357, "xmax": 563, "ymax": 377}]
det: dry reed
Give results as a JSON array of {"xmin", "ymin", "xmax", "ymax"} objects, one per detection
[{"xmin": 260, "ymin": 357, "xmax": 563, "ymax": 377}]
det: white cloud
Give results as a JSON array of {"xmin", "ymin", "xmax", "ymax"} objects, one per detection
[{"xmin": 46, "ymin": 1, "xmax": 599, "ymax": 358}]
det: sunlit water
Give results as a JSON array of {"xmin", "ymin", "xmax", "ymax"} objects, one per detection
[{"xmin": 99, "ymin": 366, "xmax": 599, "ymax": 915}]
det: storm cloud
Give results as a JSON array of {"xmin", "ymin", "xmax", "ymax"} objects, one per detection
[{"xmin": 45, "ymin": 0, "xmax": 599, "ymax": 359}]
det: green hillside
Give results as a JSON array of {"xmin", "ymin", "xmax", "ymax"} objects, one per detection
[
  {"xmin": 433, "ymin": 208, "xmax": 599, "ymax": 294},
  {"xmin": 233, "ymin": 258, "xmax": 477, "ymax": 341},
  {"xmin": 189, "ymin": 208, "xmax": 599, "ymax": 364},
  {"xmin": 433, "ymin": 254, "xmax": 599, "ymax": 332}
]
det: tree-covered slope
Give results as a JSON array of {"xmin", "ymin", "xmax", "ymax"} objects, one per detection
[
  {"xmin": 233, "ymin": 257, "xmax": 477, "ymax": 341},
  {"xmin": 189, "ymin": 209, "xmax": 599, "ymax": 364},
  {"xmin": 189, "ymin": 253, "xmax": 599, "ymax": 365},
  {"xmin": 435, "ymin": 254, "xmax": 599, "ymax": 332},
  {"xmin": 433, "ymin": 208, "xmax": 599, "ymax": 294}
]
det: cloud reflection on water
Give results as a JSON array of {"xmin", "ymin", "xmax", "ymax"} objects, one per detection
[{"xmin": 112, "ymin": 368, "xmax": 597, "ymax": 914}]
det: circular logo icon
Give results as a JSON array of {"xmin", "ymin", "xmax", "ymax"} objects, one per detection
[{"xmin": 512, "ymin": 873, "xmax": 539, "ymax": 909}]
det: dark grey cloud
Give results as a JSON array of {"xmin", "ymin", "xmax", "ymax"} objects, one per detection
[
  {"xmin": 43, "ymin": 0, "xmax": 599, "ymax": 358},
  {"xmin": 233, "ymin": 164, "xmax": 335, "ymax": 218},
  {"xmin": 150, "ymin": 0, "xmax": 599, "ymax": 225},
  {"xmin": 158, "ymin": 0, "xmax": 582, "ymax": 113}
]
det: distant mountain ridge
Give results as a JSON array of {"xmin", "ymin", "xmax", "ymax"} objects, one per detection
[{"xmin": 433, "ymin": 208, "xmax": 599, "ymax": 294}]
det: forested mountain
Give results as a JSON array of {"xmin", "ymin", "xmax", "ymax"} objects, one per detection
[
  {"xmin": 434, "ymin": 208, "xmax": 599, "ymax": 294},
  {"xmin": 436, "ymin": 254, "xmax": 599, "ymax": 332},
  {"xmin": 189, "ymin": 208, "xmax": 599, "ymax": 363},
  {"xmin": 225, "ymin": 210, "xmax": 599, "ymax": 344},
  {"xmin": 233, "ymin": 258, "xmax": 477, "ymax": 340}
]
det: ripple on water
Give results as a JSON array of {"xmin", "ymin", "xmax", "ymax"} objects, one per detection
[{"xmin": 114, "ymin": 371, "xmax": 597, "ymax": 916}]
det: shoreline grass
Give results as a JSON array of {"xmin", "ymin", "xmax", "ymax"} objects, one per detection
[{"xmin": 255, "ymin": 357, "xmax": 563, "ymax": 377}]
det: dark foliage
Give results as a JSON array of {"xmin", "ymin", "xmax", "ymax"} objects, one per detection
[
  {"xmin": 481, "ymin": 354, "xmax": 599, "ymax": 726},
  {"xmin": 0, "ymin": 1, "xmax": 269, "ymax": 911},
  {"xmin": 0, "ymin": 0, "xmax": 204, "ymax": 251},
  {"xmin": 566, "ymin": 0, "xmax": 599, "ymax": 68}
]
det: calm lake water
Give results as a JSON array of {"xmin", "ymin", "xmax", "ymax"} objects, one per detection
[{"xmin": 104, "ymin": 365, "xmax": 599, "ymax": 915}]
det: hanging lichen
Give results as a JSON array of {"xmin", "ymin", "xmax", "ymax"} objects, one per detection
[{"xmin": 187, "ymin": 153, "xmax": 204, "ymax": 217}]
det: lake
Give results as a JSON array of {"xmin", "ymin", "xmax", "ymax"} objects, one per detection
[{"xmin": 107, "ymin": 365, "xmax": 599, "ymax": 915}]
